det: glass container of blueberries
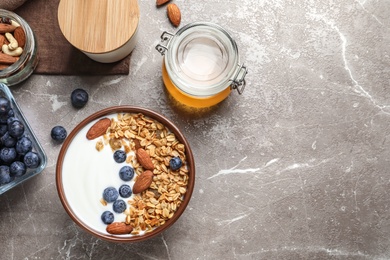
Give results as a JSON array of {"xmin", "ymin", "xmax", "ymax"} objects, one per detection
[{"xmin": 0, "ymin": 83, "xmax": 47, "ymax": 195}]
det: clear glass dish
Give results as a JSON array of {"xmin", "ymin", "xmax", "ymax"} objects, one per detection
[{"xmin": 0, "ymin": 83, "xmax": 47, "ymax": 195}]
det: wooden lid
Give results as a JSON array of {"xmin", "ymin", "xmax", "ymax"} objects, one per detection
[{"xmin": 58, "ymin": 0, "xmax": 140, "ymax": 54}]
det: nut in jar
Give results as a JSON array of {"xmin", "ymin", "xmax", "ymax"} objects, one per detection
[{"xmin": 0, "ymin": 9, "xmax": 38, "ymax": 86}]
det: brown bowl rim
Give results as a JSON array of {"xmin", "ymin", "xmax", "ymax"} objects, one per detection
[{"xmin": 55, "ymin": 106, "xmax": 195, "ymax": 242}]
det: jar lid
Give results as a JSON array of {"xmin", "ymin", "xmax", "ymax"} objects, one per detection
[
  {"xmin": 58, "ymin": 0, "xmax": 139, "ymax": 54},
  {"xmin": 163, "ymin": 22, "xmax": 240, "ymax": 97}
]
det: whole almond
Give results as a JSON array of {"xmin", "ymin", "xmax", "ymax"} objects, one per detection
[
  {"xmin": 13, "ymin": 27, "xmax": 26, "ymax": 48},
  {"xmin": 167, "ymin": 3, "xmax": 181, "ymax": 27},
  {"xmin": 0, "ymin": 24, "xmax": 16, "ymax": 33},
  {"xmin": 156, "ymin": 0, "xmax": 170, "ymax": 6},
  {"xmin": 0, "ymin": 52, "xmax": 19, "ymax": 65},
  {"xmin": 133, "ymin": 170, "xmax": 153, "ymax": 194},
  {"xmin": 106, "ymin": 222, "xmax": 133, "ymax": 235},
  {"xmin": 86, "ymin": 118, "xmax": 111, "ymax": 140},
  {"xmin": 136, "ymin": 148, "xmax": 154, "ymax": 170}
]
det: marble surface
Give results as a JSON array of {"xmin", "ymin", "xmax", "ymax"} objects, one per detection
[{"xmin": 1, "ymin": 0, "xmax": 390, "ymax": 259}]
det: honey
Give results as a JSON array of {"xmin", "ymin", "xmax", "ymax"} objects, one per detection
[{"xmin": 156, "ymin": 22, "xmax": 247, "ymax": 108}]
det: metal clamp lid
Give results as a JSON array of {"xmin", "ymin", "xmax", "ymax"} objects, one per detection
[
  {"xmin": 230, "ymin": 64, "xmax": 248, "ymax": 95},
  {"xmin": 155, "ymin": 31, "xmax": 174, "ymax": 55}
]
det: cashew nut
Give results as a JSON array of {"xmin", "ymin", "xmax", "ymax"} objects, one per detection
[
  {"xmin": 2, "ymin": 44, "xmax": 23, "ymax": 57},
  {"xmin": 5, "ymin": 32, "xmax": 18, "ymax": 51}
]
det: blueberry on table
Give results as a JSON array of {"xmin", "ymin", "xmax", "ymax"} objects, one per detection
[
  {"xmin": 101, "ymin": 211, "xmax": 114, "ymax": 225},
  {"xmin": 113, "ymin": 199, "xmax": 126, "ymax": 213},
  {"xmin": 51, "ymin": 126, "xmax": 67, "ymax": 143},
  {"xmin": 103, "ymin": 187, "xmax": 119, "ymax": 203},
  {"xmin": 9, "ymin": 161, "xmax": 26, "ymax": 177},
  {"xmin": 119, "ymin": 184, "xmax": 132, "ymax": 198},
  {"xmin": 0, "ymin": 165, "xmax": 11, "ymax": 185},
  {"xmin": 8, "ymin": 120, "xmax": 24, "ymax": 138},
  {"xmin": 0, "ymin": 147, "xmax": 17, "ymax": 164},
  {"xmin": 169, "ymin": 156, "xmax": 183, "ymax": 171},
  {"xmin": 0, "ymin": 97, "xmax": 10, "ymax": 115},
  {"xmin": 23, "ymin": 151, "xmax": 40, "ymax": 168},
  {"xmin": 119, "ymin": 166, "xmax": 134, "ymax": 181},
  {"xmin": 71, "ymin": 88, "xmax": 89, "ymax": 108},
  {"xmin": 16, "ymin": 136, "xmax": 32, "ymax": 155},
  {"xmin": 113, "ymin": 150, "xmax": 126, "ymax": 163}
]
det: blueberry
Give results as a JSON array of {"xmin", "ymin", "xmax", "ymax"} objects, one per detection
[
  {"xmin": 0, "ymin": 114, "xmax": 7, "ymax": 124},
  {"xmin": 113, "ymin": 199, "xmax": 126, "ymax": 213},
  {"xmin": 103, "ymin": 187, "xmax": 119, "ymax": 203},
  {"xmin": 0, "ymin": 165, "xmax": 11, "ymax": 185},
  {"xmin": 23, "ymin": 151, "xmax": 40, "ymax": 168},
  {"xmin": 8, "ymin": 120, "xmax": 24, "ymax": 138},
  {"xmin": 7, "ymin": 109, "xmax": 14, "ymax": 118},
  {"xmin": 7, "ymin": 116, "xmax": 18, "ymax": 125},
  {"xmin": 119, "ymin": 184, "xmax": 132, "ymax": 198},
  {"xmin": 9, "ymin": 161, "xmax": 26, "ymax": 177},
  {"xmin": 169, "ymin": 157, "xmax": 183, "ymax": 171},
  {"xmin": 113, "ymin": 150, "xmax": 126, "ymax": 163},
  {"xmin": 0, "ymin": 132, "xmax": 16, "ymax": 147},
  {"xmin": 51, "ymin": 126, "xmax": 67, "ymax": 143},
  {"xmin": 16, "ymin": 136, "xmax": 32, "ymax": 155},
  {"xmin": 0, "ymin": 97, "xmax": 10, "ymax": 115},
  {"xmin": 0, "ymin": 147, "xmax": 17, "ymax": 164},
  {"xmin": 71, "ymin": 88, "xmax": 89, "ymax": 108},
  {"xmin": 101, "ymin": 211, "xmax": 114, "ymax": 224},
  {"xmin": 0, "ymin": 124, "xmax": 7, "ymax": 136},
  {"xmin": 119, "ymin": 166, "xmax": 134, "ymax": 181}
]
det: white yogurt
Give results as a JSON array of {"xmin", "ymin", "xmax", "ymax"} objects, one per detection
[{"xmin": 61, "ymin": 114, "xmax": 135, "ymax": 236}]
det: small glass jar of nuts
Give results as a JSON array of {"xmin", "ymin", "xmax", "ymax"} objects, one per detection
[{"xmin": 0, "ymin": 9, "xmax": 38, "ymax": 86}]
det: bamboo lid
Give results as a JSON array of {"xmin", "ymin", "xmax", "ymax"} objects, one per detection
[{"xmin": 58, "ymin": 0, "xmax": 140, "ymax": 54}]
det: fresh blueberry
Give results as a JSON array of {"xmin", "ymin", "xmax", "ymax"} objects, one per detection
[
  {"xmin": 169, "ymin": 156, "xmax": 183, "ymax": 171},
  {"xmin": 0, "ymin": 97, "xmax": 10, "ymax": 115},
  {"xmin": 23, "ymin": 151, "xmax": 40, "ymax": 168},
  {"xmin": 71, "ymin": 88, "xmax": 89, "ymax": 108},
  {"xmin": 7, "ymin": 116, "xmax": 18, "ymax": 125},
  {"xmin": 0, "ymin": 147, "xmax": 17, "ymax": 164},
  {"xmin": 113, "ymin": 150, "xmax": 126, "ymax": 163},
  {"xmin": 7, "ymin": 109, "xmax": 14, "ymax": 118},
  {"xmin": 1, "ymin": 132, "xmax": 16, "ymax": 147},
  {"xmin": 0, "ymin": 165, "xmax": 11, "ymax": 185},
  {"xmin": 103, "ymin": 187, "xmax": 119, "ymax": 203},
  {"xmin": 118, "ymin": 184, "xmax": 132, "ymax": 198},
  {"xmin": 0, "ymin": 124, "xmax": 7, "ymax": 136},
  {"xmin": 119, "ymin": 166, "xmax": 134, "ymax": 181},
  {"xmin": 16, "ymin": 136, "xmax": 32, "ymax": 155},
  {"xmin": 51, "ymin": 126, "xmax": 67, "ymax": 143},
  {"xmin": 113, "ymin": 199, "xmax": 126, "ymax": 213},
  {"xmin": 101, "ymin": 211, "xmax": 114, "ymax": 224},
  {"xmin": 9, "ymin": 161, "xmax": 26, "ymax": 177},
  {"xmin": 8, "ymin": 120, "xmax": 24, "ymax": 138}
]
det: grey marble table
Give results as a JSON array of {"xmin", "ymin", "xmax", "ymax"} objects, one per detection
[{"xmin": 1, "ymin": 0, "xmax": 390, "ymax": 259}]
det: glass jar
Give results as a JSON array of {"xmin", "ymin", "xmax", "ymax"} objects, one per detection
[
  {"xmin": 0, "ymin": 9, "xmax": 38, "ymax": 86},
  {"xmin": 156, "ymin": 22, "xmax": 247, "ymax": 108}
]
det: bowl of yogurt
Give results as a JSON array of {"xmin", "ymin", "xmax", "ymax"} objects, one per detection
[{"xmin": 56, "ymin": 106, "xmax": 195, "ymax": 242}]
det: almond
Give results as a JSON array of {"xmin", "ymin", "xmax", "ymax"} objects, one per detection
[
  {"xmin": 0, "ymin": 24, "xmax": 16, "ymax": 33},
  {"xmin": 106, "ymin": 222, "xmax": 133, "ymax": 235},
  {"xmin": 167, "ymin": 3, "xmax": 181, "ymax": 27},
  {"xmin": 133, "ymin": 170, "xmax": 153, "ymax": 194},
  {"xmin": 136, "ymin": 148, "xmax": 154, "ymax": 170},
  {"xmin": 0, "ymin": 34, "xmax": 5, "ymax": 46},
  {"xmin": 13, "ymin": 27, "xmax": 26, "ymax": 48},
  {"xmin": 0, "ymin": 52, "xmax": 19, "ymax": 65},
  {"xmin": 86, "ymin": 118, "xmax": 111, "ymax": 140},
  {"xmin": 156, "ymin": 0, "xmax": 170, "ymax": 6}
]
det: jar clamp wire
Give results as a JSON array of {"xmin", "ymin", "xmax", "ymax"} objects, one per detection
[{"xmin": 156, "ymin": 22, "xmax": 248, "ymax": 108}]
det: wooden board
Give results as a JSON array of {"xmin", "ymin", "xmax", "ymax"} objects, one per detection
[{"xmin": 58, "ymin": 0, "xmax": 139, "ymax": 54}]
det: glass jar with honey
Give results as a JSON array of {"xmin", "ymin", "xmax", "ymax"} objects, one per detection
[{"xmin": 156, "ymin": 22, "xmax": 247, "ymax": 108}]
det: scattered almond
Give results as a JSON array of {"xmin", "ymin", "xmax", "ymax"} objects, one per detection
[
  {"xmin": 167, "ymin": 3, "xmax": 181, "ymax": 27},
  {"xmin": 106, "ymin": 222, "xmax": 133, "ymax": 235},
  {"xmin": 86, "ymin": 118, "xmax": 111, "ymax": 140},
  {"xmin": 136, "ymin": 148, "xmax": 154, "ymax": 170},
  {"xmin": 132, "ymin": 170, "xmax": 153, "ymax": 194},
  {"xmin": 156, "ymin": 0, "xmax": 170, "ymax": 6}
]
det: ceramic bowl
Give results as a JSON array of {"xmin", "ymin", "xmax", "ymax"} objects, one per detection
[{"xmin": 55, "ymin": 106, "xmax": 195, "ymax": 242}]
